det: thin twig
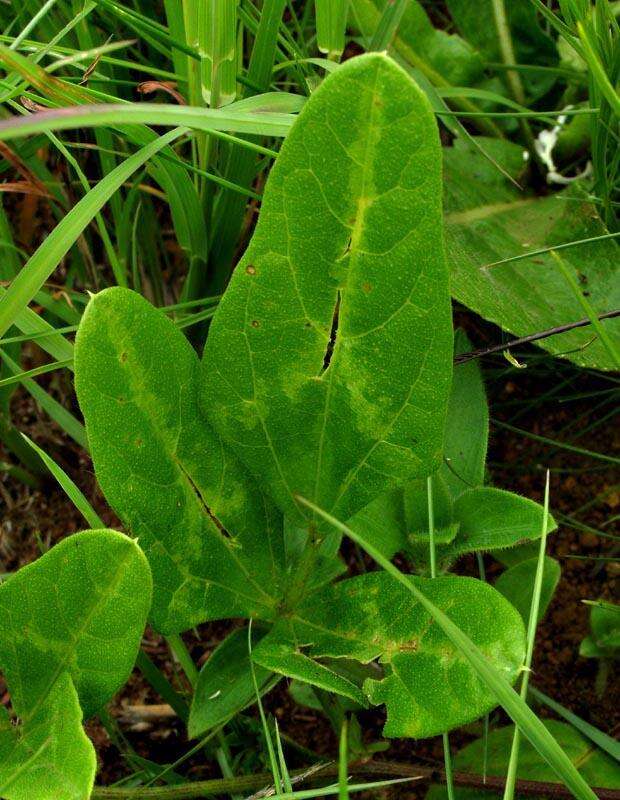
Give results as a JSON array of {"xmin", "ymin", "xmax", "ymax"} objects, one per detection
[
  {"xmin": 454, "ymin": 310, "xmax": 620, "ymax": 365},
  {"xmin": 90, "ymin": 760, "xmax": 620, "ymax": 799}
]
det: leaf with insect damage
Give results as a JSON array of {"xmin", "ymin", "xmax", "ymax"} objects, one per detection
[
  {"xmin": 75, "ymin": 288, "xmax": 286, "ymax": 634},
  {"xmin": 200, "ymin": 53, "xmax": 453, "ymax": 529},
  {"xmin": 253, "ymin": 572, "xmax": 525, "ymax": 738}
]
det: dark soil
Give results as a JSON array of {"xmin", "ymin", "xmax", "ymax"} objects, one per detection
[{"xmin": 0, "ymin": 338, "xmax": 618, "ymax": 795}]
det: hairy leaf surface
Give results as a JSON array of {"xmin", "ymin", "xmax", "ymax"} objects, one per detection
[
  {"xmin": 201, "ymin": 53, "xmax": 453, "ymax": 527},
  {"xmin": 426, "ymin": 720, "xmax": 620, "ymax": 799},
  {"xmin": 448, "ymin": 487, "xmax": 557, "ymax": 558},
  {"xmin": 254, "ymin": 572, "xmax": 525, "ymax": 738},
  {"xmin": 0, "ymin": 530, "xmax": 151, "ymax": 719},
  {"xmin": 444, "ymin": 138, "xmax": 620, "ymax": 370},
  {"xmin": 75, "ymin": 288, "xmax": 285, "ymax": 633},
  {"xmin": 0, "ymin": 673, "xmax": 95, "ymax": 800}
]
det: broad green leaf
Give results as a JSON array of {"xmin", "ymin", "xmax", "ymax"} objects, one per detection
[
  {"xmin": 446, "ymin": 0, "xmax": 558, "ymax": 99},
  {"xmin": 75, "ymin": 287, "xmax": 285, "ymax": 634},
  {"xmin": 426, "ymin": 720, "xmax": 620, "ymax": 799},
  {"xmin": 201, "ymin": 53, "xmax": 453, "ymax": 528},
  {"xmin": 495, "ymin": 556, "xmax": 561, "ymax": 623},
  {"xmin": 254, "ymin": 572, "xmax": 525, "ymax": 738},
  {"xmin": 345, "ymin": 487, "xmax": 408, "ymax": 560},
  {"xmin": 352, "ymin": 0, "xmax": 484, "ymax": 87},
  {"xmin": 307, "ymin": 499, "xmax": 598, "ymax": 800},
  {"xmin": 444, "ymin": 137, "xmax": 620, "ymax": 371},
  {"xmin": 403, "ymin": 473, "xmax": 454, "ymax": 538},
  {"xmin": 0, "ymin": 673, "xmax": 95, "ymax": 800},
  {"xmin": 447, "ymin": 487, "xmax": 557, "ymax": 558},
  {"xmin": 188, "ymin": 627, "xmax": 277, "ymax": 739},
  {"xmin": 346, "ymin": 329, "xmax": 487, "ymax": 561},
  {"xmin": 0, "ymin": 530, "xmax": 151, "ymax": 719},
  {"xmin": 442, "ymin": 330, "xmax": 488, "ymax": 498},
  {"xmin": 580, "ymin": 600, "xmax": 620, "ymax": 658}
]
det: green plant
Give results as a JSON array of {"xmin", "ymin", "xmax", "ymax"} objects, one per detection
[
  {"xmin": 349, "ymin": 329, "xmax": 557, "ymax": 570},
  {"xmin": 31, "ymin": 52, "xmax": 586, "ymax": 797},
  {"xmin": 0, "ymin": 530, "xmax": 152, "ymax": 799},
  {"xmin": 74, "ymin": 54, "xmax": 528, "ymax": 736},
  {"xmin": 426, "ymin": 720, "xmax": 620, "ymax": 799},
  {"xmin": 0, "ymin": 13, "xmax": 614, "ymax": 796}
]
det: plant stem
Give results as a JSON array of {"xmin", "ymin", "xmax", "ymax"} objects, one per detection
[
  {"xmin": 454, "ymin": 309, "xmax": 620, "ymax": 365},
  {"xmin": 89, "ymin": 760, "xmax": 620, "ymax": 799},
  {"xmin": 490, "ymin": 0, "xmax": 537, "ymax": 158},
  {"xmin": 166, "ymin": 633, "xmax": 199, "ymax": 688}
]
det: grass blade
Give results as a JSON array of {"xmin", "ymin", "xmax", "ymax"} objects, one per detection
[
  {"xmin": 0, "ymin": 127, "xmax": 185, "ymax": 339},
  {"xmin": 502, "ymin": 472, "xmax": 551, "ymax": 800},
  {"xmin": 20, "ymin": 433, "xmax": 102, "ymax": 528},
  {"xmin": 529, "ymin": 686, "xmax": 620, "ymax": 761}
]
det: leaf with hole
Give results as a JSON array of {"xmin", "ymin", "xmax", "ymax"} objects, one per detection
[
  {"xmin": 75, "ymin": 287, "xmax": 285, "ymax": 634},
  {"xmin": 200, "ymin": 52, "xmax": 453, "ymax": 528},
  {"xmin": 253, "ymin": 572, "xmax": 525, "ymax": 738}
]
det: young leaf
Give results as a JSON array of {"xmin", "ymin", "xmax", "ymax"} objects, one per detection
[
  {"xmin": 0, "ymin": 673, "xmax": 95, "ymax": 800},
  {"xmin": 201, "ymin": 53, "xmax": 453, "ymax": 527},
  {"xmin": 188, "ymin": 626, "xmax": 277, "ymax": 739},
  {"xmin": 442, "ymin": 329, "xmax": 488, "ymax": 498},
  {"xmin": 447, "ymin": 487, "xmax": 557, "ymax": 558},
  {"xmin": 495, "ymin": 556, "xmax": 561, "ymax": 623},
  {"xmin": 75, "ymin": 287, "xmax": 285, "ymax": 634},
  {"xmin": 0, "ymin": 530, "xmax": 151, "ymax": 719},
  {"xmin": 254, "ymin": 572, "xmax": 525, "ymax": 738},
  {"xmin": 444, "ymin": 137, "xmax": 620, "ymax": 371},
  {"xmin": 426, "ymin": 720, "xmax": 620, "ymax": 799}
]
